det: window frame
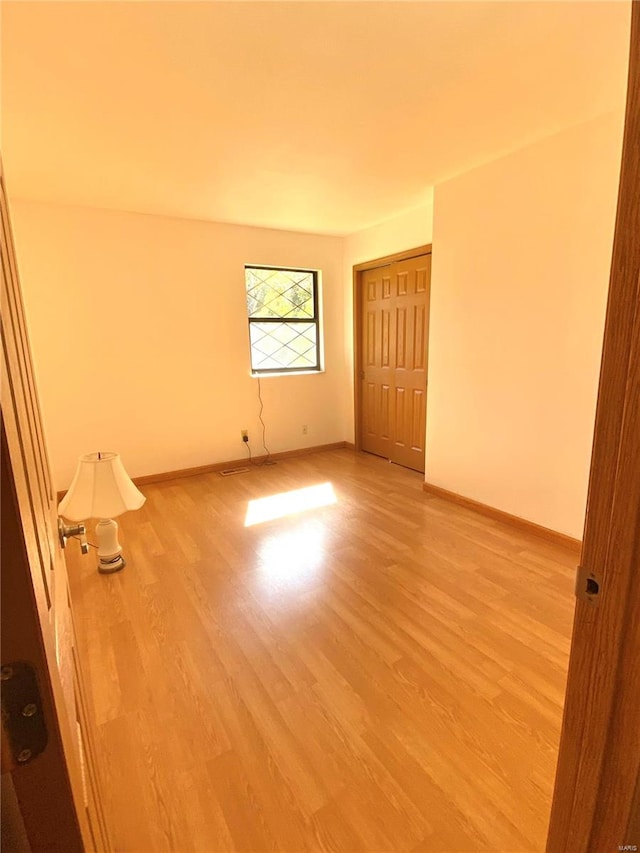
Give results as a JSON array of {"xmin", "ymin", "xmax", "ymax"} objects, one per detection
[{"xmin": 245, "ymin": 264, "xmax": 322, "ymax": 375}]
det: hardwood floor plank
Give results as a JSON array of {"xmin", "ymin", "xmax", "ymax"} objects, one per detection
[
  {"xmin": 309, "ymin": 800, "xmax": 367, "ymax": 853},
  {"xmin": 210, "ymin": 677, "xmax": 313, "ymax": 851},
  {"xmin": 66, "ymin": 448, "xmax": 577, "ymax": 851},
  {"xmin": 207, "ymin": 750, "xmax": 278, "ymax": 853}
]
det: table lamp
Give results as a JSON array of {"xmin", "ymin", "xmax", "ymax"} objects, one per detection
[{"xmin": 58, "ymin": 451, "xmax": 145, "ymax": 573}]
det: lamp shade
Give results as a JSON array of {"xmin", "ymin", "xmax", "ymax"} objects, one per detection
[{"xmin": 58, "ymin": 452, "xmax": 145, "ymax": 520}]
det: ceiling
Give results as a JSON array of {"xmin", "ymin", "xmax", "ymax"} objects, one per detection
[{"xmin": 1, "ymin": 1, "xmax": 631, "ymax": 235}]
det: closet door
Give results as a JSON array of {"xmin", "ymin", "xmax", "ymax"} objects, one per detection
[
  {"xmin": 359, "ymin": 253, "xmax": 431, "ymax": 473},
  {"xmin": 361, "ymin": 264, "xmax": 394, "ymax": 460},
  {"xmin": 390, "ymin": 254, "xmax": 431, "ymax": 472}
]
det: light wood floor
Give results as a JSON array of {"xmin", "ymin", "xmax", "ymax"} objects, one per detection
[{"xmin": 67, "ymin": 449, "xmax": 576, "ymax": 853}]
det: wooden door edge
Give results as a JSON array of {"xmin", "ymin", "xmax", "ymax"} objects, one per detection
[
  {"xmin": 546, "ymin": 4, "xmax": 640, "ymax": 850},
  {"xmin": 1, "ymin": 421, "xmax": 86, "ymax": 852}
]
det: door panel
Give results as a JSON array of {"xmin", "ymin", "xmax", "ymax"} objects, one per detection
[
  {"xmin": 416, "ymin": 265, "xmax": 429, "ymax": 293},
  {"xmin": 393, "ymin": 254, "xmax": 430, "ymax": 470},
  {"xmin": 395, "ymin": 305, "xmax": 407, "ymax": 368},
  {"xmin": 382, "ymin": 269, "xmax": 392, "ymax": 299},
  {"xmin": 394, "ymin": 386, "xmax": 406, "ymax": 446},
  {"xmin": 380, "ymin": 383, "xmax": 391, "ymax": 440},
  {"xmin": 359, "ymin": 253, "xmax": 431, "ymax": 472},
  {"xmin": 1, "ymin": 161, "xmax": 110, "ymax": 849},
  {"xmin": 410, "ymin": 388, "xmax": 425, "ymax": 449},
  {"xmin": 381, "ymin": 309, "xmax": 391, "ymax": 367},
  {"xmin": 366, "ymin": 310, "xmax": 376, "ymax": 365},
  {"xmin": 361, "ymin": 265, "xmax": 395, "ymax": 460},
  {"xmin": 413, "ymin": 304, "xmax": 427, "ymax": 370}
]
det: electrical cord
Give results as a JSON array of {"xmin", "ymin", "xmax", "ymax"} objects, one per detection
[
  {"xmin": 72, "ymin": 535, "xmax": 98, "ymax": 549},
  {"xmin": 256, "ymin": 376, "xmax": 272, "ymax": 465}
]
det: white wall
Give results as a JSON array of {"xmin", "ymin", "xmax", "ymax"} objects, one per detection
[
  {"xmin": 10, "ymin": 107, "xmax": 624, "ymax": 540},
  {"xmin": 342, "ymin": 198, "xmax": 434, "ymax": 440},
  {"xmin": 426, "ymin": 112, "xmax": 624, "ymax": 538},
  {"xmin": 344, "ymin": 197, "xmax": 434, "ymax": 268},
  {"xmin": 10, "ymin": 202, "xmax": 349, "ymax": 488}
]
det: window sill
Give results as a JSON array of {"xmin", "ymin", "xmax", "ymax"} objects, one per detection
[{"xmin": 251, "ymin": 369, "xmax": 325, "ymax": 378}]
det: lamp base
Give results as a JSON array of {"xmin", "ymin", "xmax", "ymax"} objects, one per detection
[
  {"xmin": 95, "ymin": 519, "xmax": 126, "ymax": 574},
  {"xmin": 98, "ymin": 554, "xmax": 126, "ymax": 574}
]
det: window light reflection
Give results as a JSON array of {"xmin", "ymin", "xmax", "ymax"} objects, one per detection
[
  {"xmin": 244, "ymin": 482, "xmax": 337, "ymax": 526},
  {"xmin": 257, "ymin": 523, "xmax": 325, "ymax": 589}
]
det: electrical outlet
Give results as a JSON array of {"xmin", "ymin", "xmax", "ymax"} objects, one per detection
[
  {"xmin": 302, "ymin": 425, "xmax": 308, "ymax": 435},
  {"xmin": 241, "ymin": 429, "xmax": 248, "ymax": 440}
]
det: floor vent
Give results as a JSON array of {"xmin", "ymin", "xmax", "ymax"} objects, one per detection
[{"xmin": 219, "ymin": 467, "xmax": 251, "ymax": 477}]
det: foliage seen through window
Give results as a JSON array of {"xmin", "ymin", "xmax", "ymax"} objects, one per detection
[{"xmin": 245, "ymin": 267, "xmax": 320, "ymax": 373}]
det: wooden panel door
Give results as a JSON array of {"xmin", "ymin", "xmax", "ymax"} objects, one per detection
[
  {"xmin": 0, "ymin": 160, "xmax": 110, "ymax": 850},
  {"xmin": 360, "ymin": 253, "xmax": 431, "ymax": 473},
  {"xmin": 391, "ymin": 254, "xmax": 431, "ymax": 471},
  {"xmin": 361, "ymin": 264, "xmax": 394, "ymax": 460}
]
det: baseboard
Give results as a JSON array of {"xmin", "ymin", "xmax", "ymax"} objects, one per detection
[
  {"xmin": 344, "ymin": 441, "xmax": 356, "ymax": 450},
  {"xmin": 130, "ymin": 442, "xmax": 351, "ymax": 488},
  {"xmin": 56, "ymin": 441, "xmax": 351, "ymax": 500},
  {"xmin": 422, "ymin": 481, "xmax": 582, "ymax": 553}
]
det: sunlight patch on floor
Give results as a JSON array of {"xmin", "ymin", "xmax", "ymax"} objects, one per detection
[
  {"xmin": 255, "ymin": 522, "xmax": 326, "ymax": 590},
  {"xmin": 244, "ymin": 482, "xmax": 337, "ymax": 526}
]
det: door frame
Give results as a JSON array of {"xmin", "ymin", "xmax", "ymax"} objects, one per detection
[
  {"xmin": 546, "ymin": 3, "xmax": 640, "ymax": 849},
  {"xmin": 352, "ymin": 244, "xmax": 432, "ymax": 453},
  {"xmin": 1, "ymin": 157, "xmax": 111, "ymax": 849},
  {"xmin": 1, "ymin": 421, "xmax": 85, "ymax": 851}
]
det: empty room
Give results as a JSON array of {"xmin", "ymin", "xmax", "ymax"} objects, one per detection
[{"xmin": 2, "ymin": 1, "xmax": 639, "ymax": 851}]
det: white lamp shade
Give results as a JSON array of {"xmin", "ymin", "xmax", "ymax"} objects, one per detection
[{"xmin": 58, "ymin": 452, "xmax": 145, "ymax": 520}]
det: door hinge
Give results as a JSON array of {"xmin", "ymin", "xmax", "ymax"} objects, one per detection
[
  {"xmin": 1, "ymin": 661, "xmax": 48, "ymax": 771},
  {"xmin": 575, "ymin": 565, "xmax": 602, "ymax": 606}
]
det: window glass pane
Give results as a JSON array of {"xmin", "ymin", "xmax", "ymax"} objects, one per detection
[
  {"xmin": 249, "ymin": 322, "xmax": 318, "ymax": 371},
  {"xmin": 246, "ymin": 268, "xmax": 314, "ymax": 319}
]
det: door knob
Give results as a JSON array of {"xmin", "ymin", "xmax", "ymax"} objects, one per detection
[{"xmin": 57, "ymin": 518, "xmax": 89, "ymax": 554}]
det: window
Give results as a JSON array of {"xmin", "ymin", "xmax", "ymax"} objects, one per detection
[{"xmin": 245, "ymin": 266, "xmax": 321, "ymax": 374}]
